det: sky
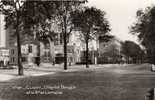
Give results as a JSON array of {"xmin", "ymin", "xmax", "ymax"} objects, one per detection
[{"xmin": 87, "ymin": 0, "xmax": 155, "ymax": 43}]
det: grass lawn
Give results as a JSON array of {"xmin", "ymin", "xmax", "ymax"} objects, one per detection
[{"xmin": 0, "ymin": 64, "xmax": 155, "ymax": 100}]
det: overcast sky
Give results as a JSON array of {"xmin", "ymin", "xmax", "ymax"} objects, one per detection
[{"xmin": 87, "ymin": 0, "xmax": 155, "ymax": 43}]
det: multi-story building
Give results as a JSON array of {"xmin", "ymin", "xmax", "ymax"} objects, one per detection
[
  {"xmin": 0, "ymin": 0, "xmax": 86, "ymax": 66},
  {"xmin": 0, "ymin": 14, "xmax": 6, "ymax": 48},
  {"xmin": 1, "ymin": 18, "xmax": 82, "ymax": 66},
  {"xmin": 0, "ymin": 14, "xmax": 10, "ymax": 67}
]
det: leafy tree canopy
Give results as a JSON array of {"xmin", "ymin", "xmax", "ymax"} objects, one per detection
[
  {"xmin": 71, "ymin": 6, "xmax": 111, "ymax": 68},
  {"xmin": 71, "ymin": 6, "xmax": 111, "ymax": 42},
  {"xmin": 130, "ymin": 6, "xmax": 155, "ymax": 50},
  {"xmin": 121, "ymin": 41, "xmax": 143, "ymax": 58}
]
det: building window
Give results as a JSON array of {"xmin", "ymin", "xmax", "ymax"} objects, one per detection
[
  {"xmin": 60, "ymin": 33, "xmax": 63, "ymax": 44},
  {"xmin": 44, "ymin": 51, "xmax": 47, "ymax": 57},
  {"xmin": 28, "ymin": 45, "xmax": 32, "ymax": 53},
  {"xmin": 44, "ymin": 51, "xmax": 50, "ymax": 57},
  {"xmin": 11, "ymin": 57, "xmax": 15, "ymax": 62},
  {"xmin": 22, "ymin": 57, "xmax": 27, "ymax": 62},
  {"xmin": 54, "ymin": 40, "xmax": 59, "ymax": 45},
  {"xmin": 11, "ymin": 49, "xmax": 14, "ymax": 55},
  {"xmin": 54, "ymin": 35, "xmax": 59, "ymax": 45},
  {"xmin": 48, "ymin": 51, "xmax": 50, "ymax": 57}
]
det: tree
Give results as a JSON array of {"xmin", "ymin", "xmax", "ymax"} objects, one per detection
[
  {"xmin": 23, "ymin": 0, "xmax": 86, "ymax": 69},
  {"xmin": 97, "ymin": 35, "xmax": 115, "ymax": 64},
  {"xmin": 22, "ymin": 1, "xmax": 58, "ymax": 65},
  {"xmin": 36, "ymin": 21, "xmax": 57, "ymax": 65},
  {"xmin": 22, "ymin": 0, "xmax": 86, "ymax": 69},
  {"xmin": 0, "ymin": 0, "xmax": 58, "ymax": 73},
  {"xmin": 0, "ymin": 0, "xmax": 26, "ymax": 75},
  {"xmin": 103, "ymin": 41, "xmax": 120, "ymax": 64},
  {"xmin": 71, "ymin": 7, "xmax": 111, "ymax": 68},
  {"xmin": 130, "ymin": 6, "xmax": 155, "ymax": 64},
  {"xmin": 51, "ymin": 0, "xmax": 86, "ymax": 70},
  {"xmin": 121, "ymin": 41, "xmax": 143, "ymax": 64}
]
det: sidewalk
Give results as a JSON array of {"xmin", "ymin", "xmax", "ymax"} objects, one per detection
[
  {"xmin": 0, "ymin": 68, "xmax": 56, "ymax": 82},
  {"xmin": 0, "ymin": 63, "xmax": 57, "ymax": 82},
  {"xmin": 0, "ymin": 64, "xmax": 92, "ymax": 82}
]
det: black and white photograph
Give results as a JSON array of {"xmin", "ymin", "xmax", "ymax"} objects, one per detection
[{"xmin": 0, "ymin": 0, "xmax": 155, "ymax": 100}]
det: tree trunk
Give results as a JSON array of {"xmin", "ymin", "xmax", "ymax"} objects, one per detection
[
  {"xmin": 63, "ymin": 16, "xmax": 67, "ymax": 70},
  {"xmin": 36, "ymin": 42, "xmax": 40, "ymax": 67},
  {"xmin": 86, "ymin": 38, "xmax": 89, "ymax": 68},
  {"xmin": 47, "ymin": 37, "xmax": 55, "ymax": 65},
  {"xmin": 16, "ymin": 11, "xmax": 23, "ymax": 75},
  {"xmin": 153, "ymin": 49, "xmax": 155, "ymax": 65},
  {"xmin": 126, "ymin": 56, "xmax": 129, "ymax": 64}
]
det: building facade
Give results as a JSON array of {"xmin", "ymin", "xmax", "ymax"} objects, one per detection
[
  {"xmin": 3, "ymin": 25, "xmax": 82, "ymax": 66},
  {"xmin": 0, "ymin": 14, "xmax": 9, "ymax": 67}
]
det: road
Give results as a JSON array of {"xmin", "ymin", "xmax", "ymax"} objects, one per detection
[{"xmin": 0, "ymin": 64, "xmax": 155, "ymax": 100}]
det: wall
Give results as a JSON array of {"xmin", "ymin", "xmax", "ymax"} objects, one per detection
[{"xmin": 0, "ymin": 15, "xmax": 6, "ymax": 47}]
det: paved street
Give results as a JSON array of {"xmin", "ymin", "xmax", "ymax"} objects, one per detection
[{"xmin": 0, "ymin": 64, "xmax": 155, "ymax": 100}]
